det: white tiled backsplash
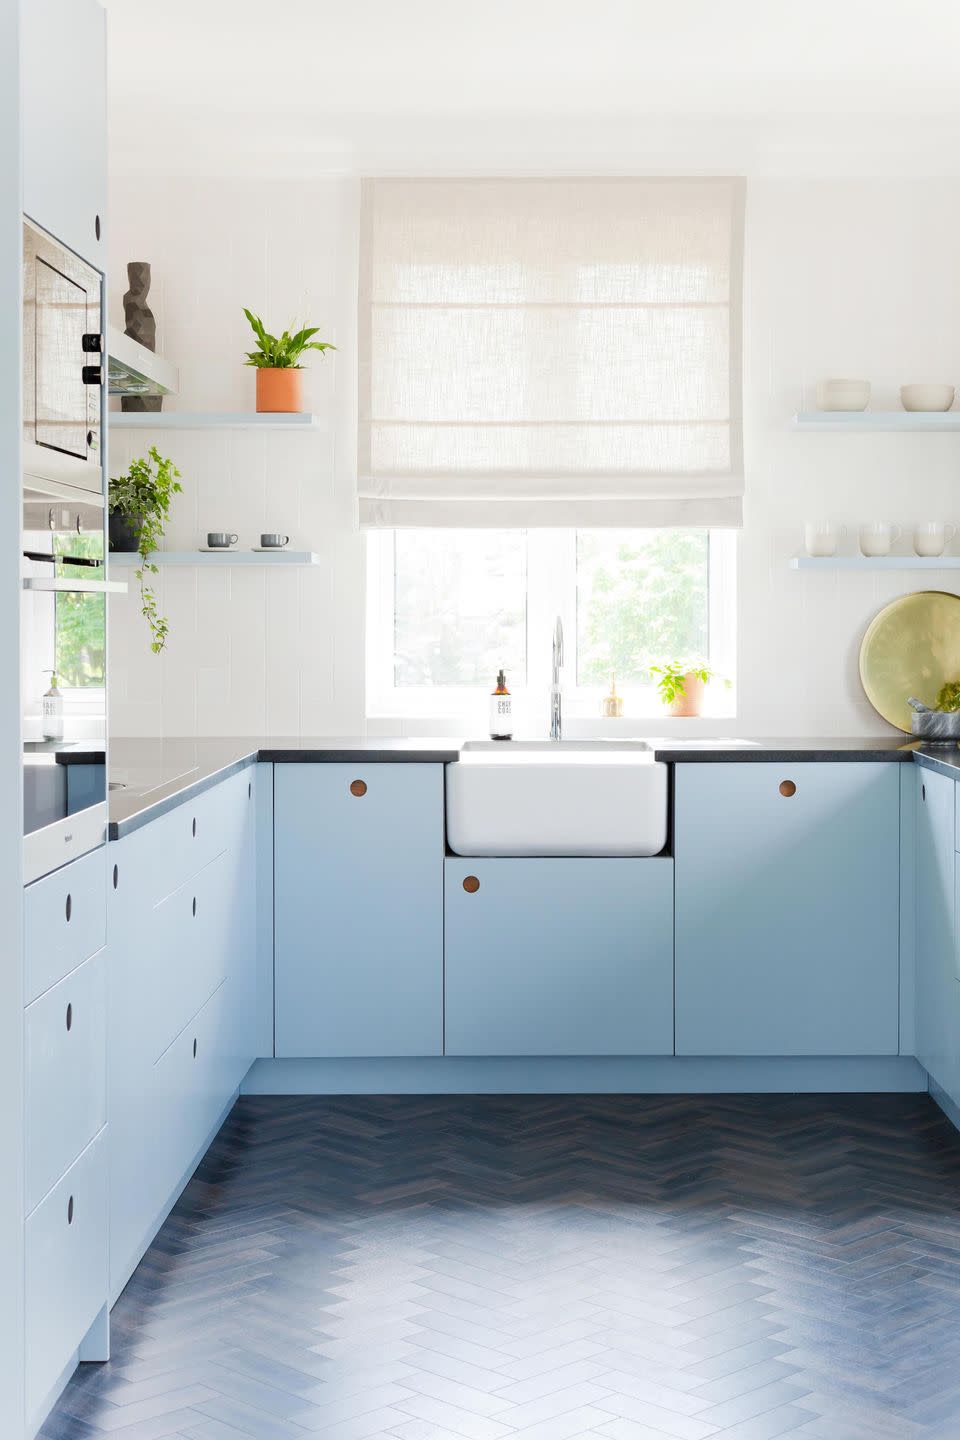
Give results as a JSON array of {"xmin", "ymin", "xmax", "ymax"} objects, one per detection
[{"xmin": 108, "ymin": 171, "xmax": 960, "ymax": 739}]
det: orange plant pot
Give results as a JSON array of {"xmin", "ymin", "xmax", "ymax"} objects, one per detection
[
  {"xmin": 668, "ymin": 672, "xmax": 707, "ymax": 717},
  {"xmin": 255, "ymin": 367, "xmax": 302, "ymax": 413}
]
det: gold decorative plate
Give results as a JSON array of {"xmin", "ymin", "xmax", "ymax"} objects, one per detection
[{"xmin": 860, "ymin": 590, "xmax": 960, "ymax": 732}]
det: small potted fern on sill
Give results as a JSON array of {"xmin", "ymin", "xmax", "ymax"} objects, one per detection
[
  {"xmin": 649, "ymin": 661, "xmax": 729, "ymax": 718},
  {"xmin": 243, "ymin": 308, "xmax": 336, "ymax": 414}
]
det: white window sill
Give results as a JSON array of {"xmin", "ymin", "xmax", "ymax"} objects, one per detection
[{"xmin": 365, "ymin": 699, "xmax": 739, "ymax": 740}]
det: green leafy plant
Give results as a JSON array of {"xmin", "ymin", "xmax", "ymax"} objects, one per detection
[
  {"xmin": 242, "ymin": 309, "xmax": 336, "ymax": 369},
  {"xmin": 109, "ymin": 446, "xmax": 182, "ymax": 654},
  {"xmin": 937, "ymin": 680, "xmax": 960, "ymax": 712},
  {"xmin": 648, "ymin": 660, "xmax": 728, "ymax": 707}
]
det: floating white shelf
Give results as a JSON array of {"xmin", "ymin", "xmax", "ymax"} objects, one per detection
[
  {"xmin": 22, "ymin": 576, "xmax": 128, "ymax": 593},
  {"xmin": 109, "ymin": 411, "xmax": 325, "ymax": 431},
  {"xmin": 794, "ymin": 411, "xmax": 960, "ymax": 431},
  {"xmin": 108, "ymin": 550, "xmax": 321, "ymax": 567},
  {"xmin": 791, "ymin": 556, "xmax": 960, "ymax": 571}
]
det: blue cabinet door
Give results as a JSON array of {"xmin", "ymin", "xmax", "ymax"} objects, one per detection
[
  {"xmin": 675, "ymin": 762, "xmax": 900, "ymax": 1056},
  {"xmin": 444, "ymin": 858, "xmax": 674, "ymax": 1056},
  {"xmin": 916, "ymin": 766, "xmax": 960, "ymax": 1097},
  {"xmin": 107, "ymin": 770, "xmax": 257, "ymax": 1301},
  {"xmin": 274, "ymin": 764, "xmax": 443, "ymax": 1057}
]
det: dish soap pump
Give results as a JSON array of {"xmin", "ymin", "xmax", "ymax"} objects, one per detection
[
  {"xmin": 41, "ymin": 670, "xmax": 64, "ymax": 741},
  {"xmin": 489, "ymin": 669, "xmax": 513, "ymax": 740}
]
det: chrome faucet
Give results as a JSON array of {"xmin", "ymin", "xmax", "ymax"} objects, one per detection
[{"xmin": 550, "ymin": 615, "xmax": 563, "ymax": 741}]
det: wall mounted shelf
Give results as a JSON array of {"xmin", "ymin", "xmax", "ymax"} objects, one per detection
[
  {"xmin": 108, "ymin": 412, "xmax": 325, "ymax": 431},
  {"xmin": 22, "ymin": 577, "xmax": 128, "ymax": 593},
  {"xmin": 792, "ymin": 556, "xmax": 960, "ymax": 571},
  {"xmin": 794, "ymin": 412, "xmax": 960, "ymax": 432},
  {"xmin": 108, "ymin": 550, "xmax": 321, "ymax": 567}
]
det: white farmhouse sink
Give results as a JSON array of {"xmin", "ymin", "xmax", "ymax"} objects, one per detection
[{"xmin": 446, "ymin": 740, "xmax": 668, "ymax": 857}]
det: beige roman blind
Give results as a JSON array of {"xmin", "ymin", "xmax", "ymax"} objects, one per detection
[{"xmin": 358, "ymin": 177, "xmax": 745, "ymax": 528}]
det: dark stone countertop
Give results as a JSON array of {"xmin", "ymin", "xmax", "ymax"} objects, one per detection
[
  {"xmin": 108, "ymin": 734, "xmax": 921, "ymax": 839},
  {"xmin": 649, "ymin": 736, "xmax": 917, "ymax": 763},
  {"xmin": 108, "ymin": 737, "xmax": 463, "ymax": 837},
  {"xmin": 910, "ymin": 744, "xmax": 960, "ymax": 779}
]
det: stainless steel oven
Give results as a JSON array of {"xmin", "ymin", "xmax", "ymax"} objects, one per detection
[
  {"xmin": 22, "ymin": 219, "xmax": 103, "ymax": 493},
  {"xmin": 22, "ymin": 221, "xmax": 108, "ymax": 883}
]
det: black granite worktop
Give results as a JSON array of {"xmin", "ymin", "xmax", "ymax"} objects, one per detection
[
  {"xmin": 108, "ymin": 737, "xmax": 463, "ymax": 837},
  {"xmin": 108, "ymin": 734, "xmax": 921, "ymax": 838},
  {"xmin": 910, "ymin": 744, "xmax": 960, "ymax": 779},
  {"xmin": 649, "ymin": 736, "xmax": 917, "ymax": 763}
]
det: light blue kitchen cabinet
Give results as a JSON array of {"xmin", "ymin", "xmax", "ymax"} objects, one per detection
[
  {"xmin": 22, "ymin": 0, "xmax": 106, "ymax": 267},
  {"xmin": 25, "ymin": 949, "xmax": 106, "ymax": 1215},
  {"xmin": 274, "ymin": 764, "xmax": 443, "ymax": 1057},
  {"xmin": 444, "ymin": 858, "xmax": 674, "ymax": 1056},
  {"xmin": 24, "ymin": 845, "xmax": 106, "ymax": 1005},
  {"xmin": 915, "ymin": 766, "xmax": 960, "ymax": 1101},
  {"xmin": 675, "ymin": 762, "xmax": 900, "ymax": 1056},
  {"xmin": 25, "ymin": 1128, "xmax": 108, "ymax": 1426},
  {"xmin": 107, "ymin": 768, "xmax": 257, "ymax": 1301}
]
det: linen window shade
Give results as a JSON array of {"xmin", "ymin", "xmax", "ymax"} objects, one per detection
[{"xmin": 358, "ymin": 177, "xmax": 745, "ymax": 528}]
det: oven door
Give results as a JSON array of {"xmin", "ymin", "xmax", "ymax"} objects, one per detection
[{"xmin": 23, "ymin": 220, "xmax": 103, "ymax": 494}]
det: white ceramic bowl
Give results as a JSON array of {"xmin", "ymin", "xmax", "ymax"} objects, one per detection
[
  {"xmin": 900, "ymin": 383, "xmax": 955, "ymax": 412},
  {"xmin": 816, "ymin": 378, "xmax": 871, "ymax": 412}
]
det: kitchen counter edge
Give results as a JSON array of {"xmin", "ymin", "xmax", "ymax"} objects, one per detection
[{"xmin": 108, "ymin": 736, "xmax": 921, "ymax": 840}]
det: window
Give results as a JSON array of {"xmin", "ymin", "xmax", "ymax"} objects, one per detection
[
  {"xmin": 367, "ymin": 529, "xmax": 735, "ymax": 720},
  {"xmin": 54, "ymin": 532, "xmax": 105, "ymax": 690}
]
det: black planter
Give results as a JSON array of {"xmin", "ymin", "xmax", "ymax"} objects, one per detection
[{"xmin": 109, "ymin": 512, "xmax": 142, "ymax": 552}]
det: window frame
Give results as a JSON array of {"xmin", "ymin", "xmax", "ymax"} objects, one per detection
[{"xmin": 366, "ymin": 529, "xmax": 736, "ymax": 723}]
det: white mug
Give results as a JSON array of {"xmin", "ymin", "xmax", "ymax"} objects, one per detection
[
  {"xmin": 804, "ymin": 520, "xmax": 847, "ymax": 557},
  {"xmin": 859, "ymin": 522, "xmax": 902, "ymax": 558},
  {"xmin": 914, "ymin": 521, "xmax": 957, "ymax": 558}
]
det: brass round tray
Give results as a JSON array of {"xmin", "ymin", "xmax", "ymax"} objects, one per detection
[{"xmin": 859, "ymin": 589, "xmax": 960, "ymax": 733}]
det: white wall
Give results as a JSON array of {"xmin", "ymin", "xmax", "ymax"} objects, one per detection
[{"xmin": 108, "ymin": 171, "xmax": 960, "ymax": 739}]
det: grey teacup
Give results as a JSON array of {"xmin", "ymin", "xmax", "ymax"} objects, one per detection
[
  {"xmin": 207, "ymin": 531, "xmax": 238, "ymax": 548},
  {"xmin": 260, "ymin": 533, "xmax": 290, "ymax": 548}
]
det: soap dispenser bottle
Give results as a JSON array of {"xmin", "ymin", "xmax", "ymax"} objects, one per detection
[
  {"xmin": 41, "ymin": 671, "xmax": 64, "ymax": 741},
  {"xmin": 489, "ymin": 669, "xmax": 513, "ymax": 740}
]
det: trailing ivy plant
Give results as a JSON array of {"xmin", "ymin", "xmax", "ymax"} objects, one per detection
[
  {"xmin": 109, "ymin": 446, "xmax": 182, "ymax": 653},
  {"xmin": 648, "ymin": 660, "xmax": 729, "ymax": 707},
  {"xmin": 242, "ymin": 308, "xmax": 336, "ymax": 368}
]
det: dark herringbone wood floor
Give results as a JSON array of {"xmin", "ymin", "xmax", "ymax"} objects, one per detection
[{"xmin": 41, "ymin": 1094, "xmax": 960, "ymax": 1440}]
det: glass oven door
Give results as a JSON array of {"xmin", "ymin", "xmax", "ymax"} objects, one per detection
[{"xmin": 23, "ymin": 220, "xmax": 103, "ymax": 493}]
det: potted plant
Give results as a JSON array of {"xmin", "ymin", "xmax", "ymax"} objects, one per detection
[
  {"xmin": 649, "ymin": 661, "xmax": 728, "ymax": 718},
  {"xmin": 108, "ymin": 445, "xmax": 182, "ymax": 654},
  {"xmin": 242, "ymin": 309, "xmax": 336, "ymax": 413}
]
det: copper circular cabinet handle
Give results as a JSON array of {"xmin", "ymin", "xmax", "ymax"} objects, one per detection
[
  {"xmin": 350, "ymin": 779, "xmax": 367, "ymax": 797},
  {"xmin": 463, "ymin": 875, "xmax": 480, "ymax": 894},
  {"xmin": 779, "ymin": 780, "xmax": 797, "ymax": 797}
]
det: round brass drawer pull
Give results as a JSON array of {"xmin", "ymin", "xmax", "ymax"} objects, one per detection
[
  {"xmin": 779, "ymin": 780, "xmax": 797, "ymax": 797},
  {"xmin": 463, "ymin": 875, "xmax": 480, "ymax": 894},
  {"xmin": 350, "ymin": 779, "xmax": 367, "ymax": 797}
]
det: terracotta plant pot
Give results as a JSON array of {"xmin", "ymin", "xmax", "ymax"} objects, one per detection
[
  {"xmin": 668, "ymin": 672, "xmax": 707, "ymax": 718},
  {"xmin": 256, "ymin": 367, "xmax": 302, "ymax": 413}
]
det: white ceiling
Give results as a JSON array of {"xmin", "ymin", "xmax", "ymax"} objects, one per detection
[{"xmin": 103, "ymin": 0, "xmax": 960, "ymax": 177}]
